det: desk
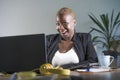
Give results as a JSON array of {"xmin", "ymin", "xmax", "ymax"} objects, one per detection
[
  {"xmin": 1, "ymin": 70, "xmax": 120, "ymax": 80},
  {"xmin": 70, "ymin": 70, "xmax": 120, "ymax": 80}
]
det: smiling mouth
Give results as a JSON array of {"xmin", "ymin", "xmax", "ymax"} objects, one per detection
[{"xmin": 61, "ymin": 30, "xmax": 68, "ymax": 35}]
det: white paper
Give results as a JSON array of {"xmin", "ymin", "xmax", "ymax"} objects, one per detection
[{"xmin": 76, "ymin": 67, "xmax": 110, "ymax": 72}]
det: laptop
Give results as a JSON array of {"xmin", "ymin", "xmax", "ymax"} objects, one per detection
[{"xmin": 0, "ymin": 34, "xmax": 46, "ymax": 73}]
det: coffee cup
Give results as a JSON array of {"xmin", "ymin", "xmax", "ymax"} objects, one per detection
[{"xmin": 103, "ymin": 55, "xmax": 114, "ymax": 68}]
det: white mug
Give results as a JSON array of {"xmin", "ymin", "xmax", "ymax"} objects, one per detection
[{"xmin": 103, "ymin": 55, "xmax": 114, "ymax": 68}]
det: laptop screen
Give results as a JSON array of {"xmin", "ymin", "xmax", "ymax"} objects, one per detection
[{"xmin": 0, "ymin": 34, "xmax": 46, "ymax": 73}]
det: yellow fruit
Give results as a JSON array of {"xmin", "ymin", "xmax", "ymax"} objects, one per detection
[
  {"xmin": 39, "ymin": 63, "xmax": 70, "ymax": 75},
  {"xmin": 48, "ymin": 69, "xmax": 70, "ymax": 75},
  {"xmin": 39, "ymin": 63, "xmax": 53, "ymax": 75},
  {"xmin": 17, "ymin": 71, "xmax": 37, "ymax": 79},
  {"xmin": 54, "ymin": 66, "xmax": 63, "ymax": 69}
]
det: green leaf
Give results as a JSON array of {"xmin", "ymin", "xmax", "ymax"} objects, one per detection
[
  {"xmin": 88, "ymin": 14, "xmax": 106, "ymax": 32},
  {"xmin": 88, "ymin": 10, "xmax": 120, "ymax": 50}
]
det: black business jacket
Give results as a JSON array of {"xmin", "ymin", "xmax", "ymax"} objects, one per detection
[{"xmin": 46, "ymin": 32, "xmax": 98, "ymax": 69}]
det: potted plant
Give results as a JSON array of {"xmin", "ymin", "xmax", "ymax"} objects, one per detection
[{"xmin": 88, "ymin": 10, "xmax": 120, "ymax": 56}]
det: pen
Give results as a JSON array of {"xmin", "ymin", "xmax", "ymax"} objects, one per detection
[{"xmin": 86, "ymin": 66, "xmax": 90, "ymax": 72}]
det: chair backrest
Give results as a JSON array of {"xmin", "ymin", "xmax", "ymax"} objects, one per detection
[{"xmin": 0, "ymin": 34, "xmax": 46, "ymax": 73}]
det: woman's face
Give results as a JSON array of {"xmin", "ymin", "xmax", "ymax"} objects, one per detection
[{"xmin": 56, "ymin": 14, "xmax": 76, "ymax": 40}]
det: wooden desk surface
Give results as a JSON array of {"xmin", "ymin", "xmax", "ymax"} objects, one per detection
[
  {"xmin": 70, "ymin": 69, "xmax": 120, "ymax": 80},
  {"xmin": 1, "ymin": 69, "xmax": 120, "ymax": 80}
]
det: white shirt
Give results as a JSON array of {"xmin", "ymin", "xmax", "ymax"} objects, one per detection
[{"xmin": 52, "ymin": 48, "xmax": 79, "ymax": 67}]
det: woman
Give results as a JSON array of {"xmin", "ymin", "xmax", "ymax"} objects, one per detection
[{"xmin": 46, "ymin": 7, "xmax": 98, "ymax": 69}]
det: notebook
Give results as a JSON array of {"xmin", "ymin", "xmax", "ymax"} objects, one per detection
[{"xmin": 0, "ymin": 34, "xmax": 46, "ymax": 73}]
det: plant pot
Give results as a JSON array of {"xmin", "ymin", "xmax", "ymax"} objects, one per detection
[{"xmin": 103, "ymin": 50, "xmax": 118, "ymax": 58}]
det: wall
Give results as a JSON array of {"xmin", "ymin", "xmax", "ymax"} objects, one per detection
[{"xmin": 0, "ymin": 0, "xmax": 120, "ymax": 37}]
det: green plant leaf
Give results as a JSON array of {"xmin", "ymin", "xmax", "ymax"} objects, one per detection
[
  {"xmin": 88, "ymin": 10, "xmax": 120, "ymax": 50},
  {"xmin": 88, "ymin": 14, "xmax": 106, "ymax": 32}
]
